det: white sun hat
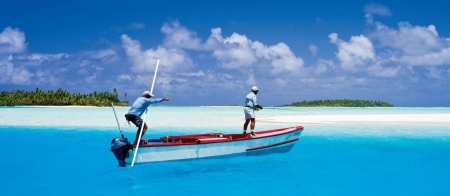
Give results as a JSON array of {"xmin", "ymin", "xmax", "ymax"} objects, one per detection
[
  {"xmin": 251, "ymin": 86, "xmax": 259, "ymax": 91},
  {"xmin": 142, "ymin": 91, "xmax": 154, "ymax": 97}
]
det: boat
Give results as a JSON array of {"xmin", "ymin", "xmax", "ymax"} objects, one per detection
[{"xmin": 111, "ymin": 125, "xmax": 304, "ymax": 165}]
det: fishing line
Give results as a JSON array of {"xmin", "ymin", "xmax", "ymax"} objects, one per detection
[{"xmin": 265, "ymin": 107, "xmax": 304, "ymax": 112}]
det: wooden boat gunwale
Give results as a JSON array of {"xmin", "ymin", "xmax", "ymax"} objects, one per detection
[{"xmin": 134, "ymin": 125, "xmax": 304, "ymax": 147}]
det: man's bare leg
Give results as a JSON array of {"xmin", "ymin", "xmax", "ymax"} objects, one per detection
[
  {"xmin": 135, "ymin": 124, "xmax": 148, "ymax": 144},
  {"xmin": 250, "ymin": 118, "xmax": 257, "ymax": 136},
  {"xmin": 250, "ymin": 118, "xmax": 256, "ymax": 130},
  {"xmin": 243, "ymin": 119, "xmax": 251, "ymax": 133}
]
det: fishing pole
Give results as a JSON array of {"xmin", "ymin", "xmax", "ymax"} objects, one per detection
[
  {"xmin": 111, "ymin": 102, "xmax": 124, "ymax": 138},
  {"xmin": 131, "ymin": 59, "xmax": 160, "ymax": 167}
]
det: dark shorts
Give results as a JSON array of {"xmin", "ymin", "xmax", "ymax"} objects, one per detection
[{"xmin": 125, "ymin": 114, "xmax": 146, "ymax": 128}]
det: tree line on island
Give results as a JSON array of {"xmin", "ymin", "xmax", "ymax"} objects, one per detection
[
  {"xmin": 0, "ymin": 88, "xmax": 128, "ymax": 106},
  {"xmin": 1, "ymin": 88, "xmax": 394, "ymax": 107},
  {"xmin": 281, "ymin": 99, "xmax": 394, "ymax": 107}
]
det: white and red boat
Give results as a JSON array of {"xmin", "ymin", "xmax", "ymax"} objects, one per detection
[{"xmin": 122, "ymin": 126, "xmax": 304, "ymax": 164}]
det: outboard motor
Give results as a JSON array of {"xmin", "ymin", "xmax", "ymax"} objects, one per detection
[{"xmin": 110, "ymin": 137, "xmax": 133, "ymax": 167}]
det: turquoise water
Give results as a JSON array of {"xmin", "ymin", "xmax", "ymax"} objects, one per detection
[{"xmin": 1, "ymin": 107, "xmax": 450, "ymax": 195}]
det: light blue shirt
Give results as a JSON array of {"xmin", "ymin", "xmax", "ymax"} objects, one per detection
[
  {"xmin": 245, "ymin": 92, "xmax": 258, "ymax": 110},
  {"xmin": 127, "ymin": 97, "xmax": 163, "ymax": 116}
]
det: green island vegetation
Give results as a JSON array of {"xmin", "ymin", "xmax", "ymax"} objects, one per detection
[
  {"xmin": 281, "ymin": 99, "xmax": 394, "ymax": 107},
  {"xmin": 0, "ymin": 88, "xmax": 129, "ymax": 107}
]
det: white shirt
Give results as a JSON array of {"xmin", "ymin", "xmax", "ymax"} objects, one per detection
[{"xmin": 244, "ymin": 92, "xmax": 258, "ymax": 110}]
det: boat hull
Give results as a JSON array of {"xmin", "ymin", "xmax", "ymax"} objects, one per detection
[{"xmin": 126, "ymin": 126, "xmax": 303, "ymax": 164}]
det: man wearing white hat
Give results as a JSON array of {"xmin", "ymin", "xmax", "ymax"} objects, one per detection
[
  {"xmin": 125, "ymin": 91, "xmax": 170, "ymax": 144},
  {"xmin": 243, "ymin": 86, "xmax": 263, "ymax": 137}
]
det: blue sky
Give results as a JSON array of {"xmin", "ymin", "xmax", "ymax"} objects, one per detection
[{"xmin": 1, "ymin": 0, "xmax": 450, "ymax": 106}]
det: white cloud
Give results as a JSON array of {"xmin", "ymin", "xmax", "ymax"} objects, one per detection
[
  {"xmin": 367, "ymin": 64, "xmax": 400, "ymax": 77},
  {"xmin": 205, "ymin": 27, "xmax": 304, "ymax": 74},
  {"xmin": 84, "ymin": 49, "xmax": 120, "ymax": 64},
  {"xmin": 11, "ymin": 67, "xmax": 34, "ymax": 84},
  {"xmin": 0, "ymin": 55, "xmax": 34, "ymax": 84},
  {"xmin": 364, "ymin": 3, "xmax": 391, "ymax": 24},
  {"xmin": 84, "ymin": 74, "xmax": 96, "ymax": 83},
  {"xmin": 400, "ymin": 48, "xmax": 450, "ymax": 66},
  {"xmin": 128, "ymin": 22, "xmax": 146, "ymax": 30},
  {"xmin": 15, "ymin": 53, "xmax": 69, "ymax": 65},
  {"xmin": 252, "ymin": 41, "xmax": 305, "ymax": 75},
  {"xmin": 0, "ymin": 27, "xmax": 27, "ymax": 54},
  {"xmin": 118, "ymin": 74, "xmax": 131, "ymax": 81},
  {"xmin": 177, "ymin": 70, "xmax": 204, "ymax": 77},
  {"xmin": 309, "ymin": 44, "xmax": 318, "ymax": 57},
  {"xmin": 78, "ymin": 68, "xmax": 89, "ymax": 75},
  {"xmin": 121, "ymin": 34, "xmax": 195, "ymax": 74},
  {"xmin": 426, "ymin": 66, "xmax": 443, "ymax": 78},
  {"xmin": 329, "ymin": 33, "xmax": 375, "ymax": 71},
  {"xmin": 206, "ymin": 28, "xmax": 257, "ymax": 69},
  {"xmin": 372, "ymin": 22, "xmax": 444, "ymax": 55},
  {"xmin": 161, "ymin": 20, "xmax": 203, "ymax": 50},
  {"xmin": 369, "ymin": 22, "xmax": 450, "ymax": 66},
  {"xmin": 0, "ymin": 55, "xmax": 14, "ymax": 83},
  {"xmin": 309, "ymin": 59, "xmax": 335, "ymax": 76},
  {"xmin": 245, "ymin": 73, "xmax": 257, "ymax": 86},
  {"xmin": 35, "ymin": 70, "xmax": 59, "ymax": 85},
  {"xmin": 89, "ymin": 50, "xmax": 117, "ymax": 59}
]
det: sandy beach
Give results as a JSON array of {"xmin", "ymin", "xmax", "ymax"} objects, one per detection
[
  {"xmin": 258, "ymin": 113, "xmax": 450, "ymax": 125},
  {"xmin": 2, "ymin": 106, "xmax": 450, "ymax": 128}
]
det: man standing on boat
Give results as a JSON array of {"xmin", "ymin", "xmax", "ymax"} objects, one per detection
[
  {"xmin": 125, "ymin": 91, "xmax": 169, "ymax": 144},
  {"xmin": 244, "ymin": 86, "xmax": 263, "ymax": 137}
]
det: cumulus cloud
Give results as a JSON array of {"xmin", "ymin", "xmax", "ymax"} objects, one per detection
[
  {"xmin": 205, "ymin": 28, "xmax": 258, "ymax": 69},
  {"xmin": 329, "ymin": 33, "xmax": 375, "ymax": 71},
  {"xmin": 400, "ymin": 47, "xmax": 450, "ymax": 66},
  {"xmin": 6, "ymin": 13, "xmax": 449, "ymax": 105},
  {"xmin": 364, "ymin": 3, "xmax": 391, "ymax": 24},
  {"xmin": 11, "ymin": 67, "xmax": 34, "ymax": 84},
  {"xmin": 161, "ymin": 20, "xmax": 203, "ymax": 50},
  {"xmin": 254, "ymin": 41, "xmax": 305, "ymax": 75},
  {"xmin": 371, "ymin": 22, "xmax": 444, "ymax": 55},
  {"xmin": 0, "ymin": 55, "xmax": 14, "ymax": 83},
  {"xmin": 205, "ymin": 27, "xmax": 304, "ymax": 74},
  {"xmin": 0, "ymin": 55, "xmax": 34, "ymax": 84},
  {"xmin": 0, "ymin": 27, "xmax": 27, "ymax": 54},
  {"xmin": 368, "ymin": 22, "xmax": 450, "ymax": 66},
  {"xmin": 367, "ymin": 64, "xmax": 400, "ymax": 77},
  {"xmin": 309, "ymin": 59, "xmax": 335, "ymax": 76},
  {"xmin": 121, "ymin": 34, "xmax": 195, "ymax": 74}
]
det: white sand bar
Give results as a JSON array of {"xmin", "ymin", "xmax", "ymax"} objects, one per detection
[{"xmin": 259, "ymin": 114, "xmax": 450, "ymax": 125}]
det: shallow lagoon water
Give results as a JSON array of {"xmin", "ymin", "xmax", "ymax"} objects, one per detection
[{"xmin": 1, "ymin": 107, "xmax": 449, "ymax": 195}]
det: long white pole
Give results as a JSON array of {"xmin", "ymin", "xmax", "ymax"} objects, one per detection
[
  {"xmin": 131, "ymin": 59, "xmax": 160, "ymax": 167},
  {"xmin": 111, "ymin": 102, "xmax": 124, "ymax": 138},
  {"xmin": 150, "ymin": 59, "xmax": 160, "ymax": 94}
]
